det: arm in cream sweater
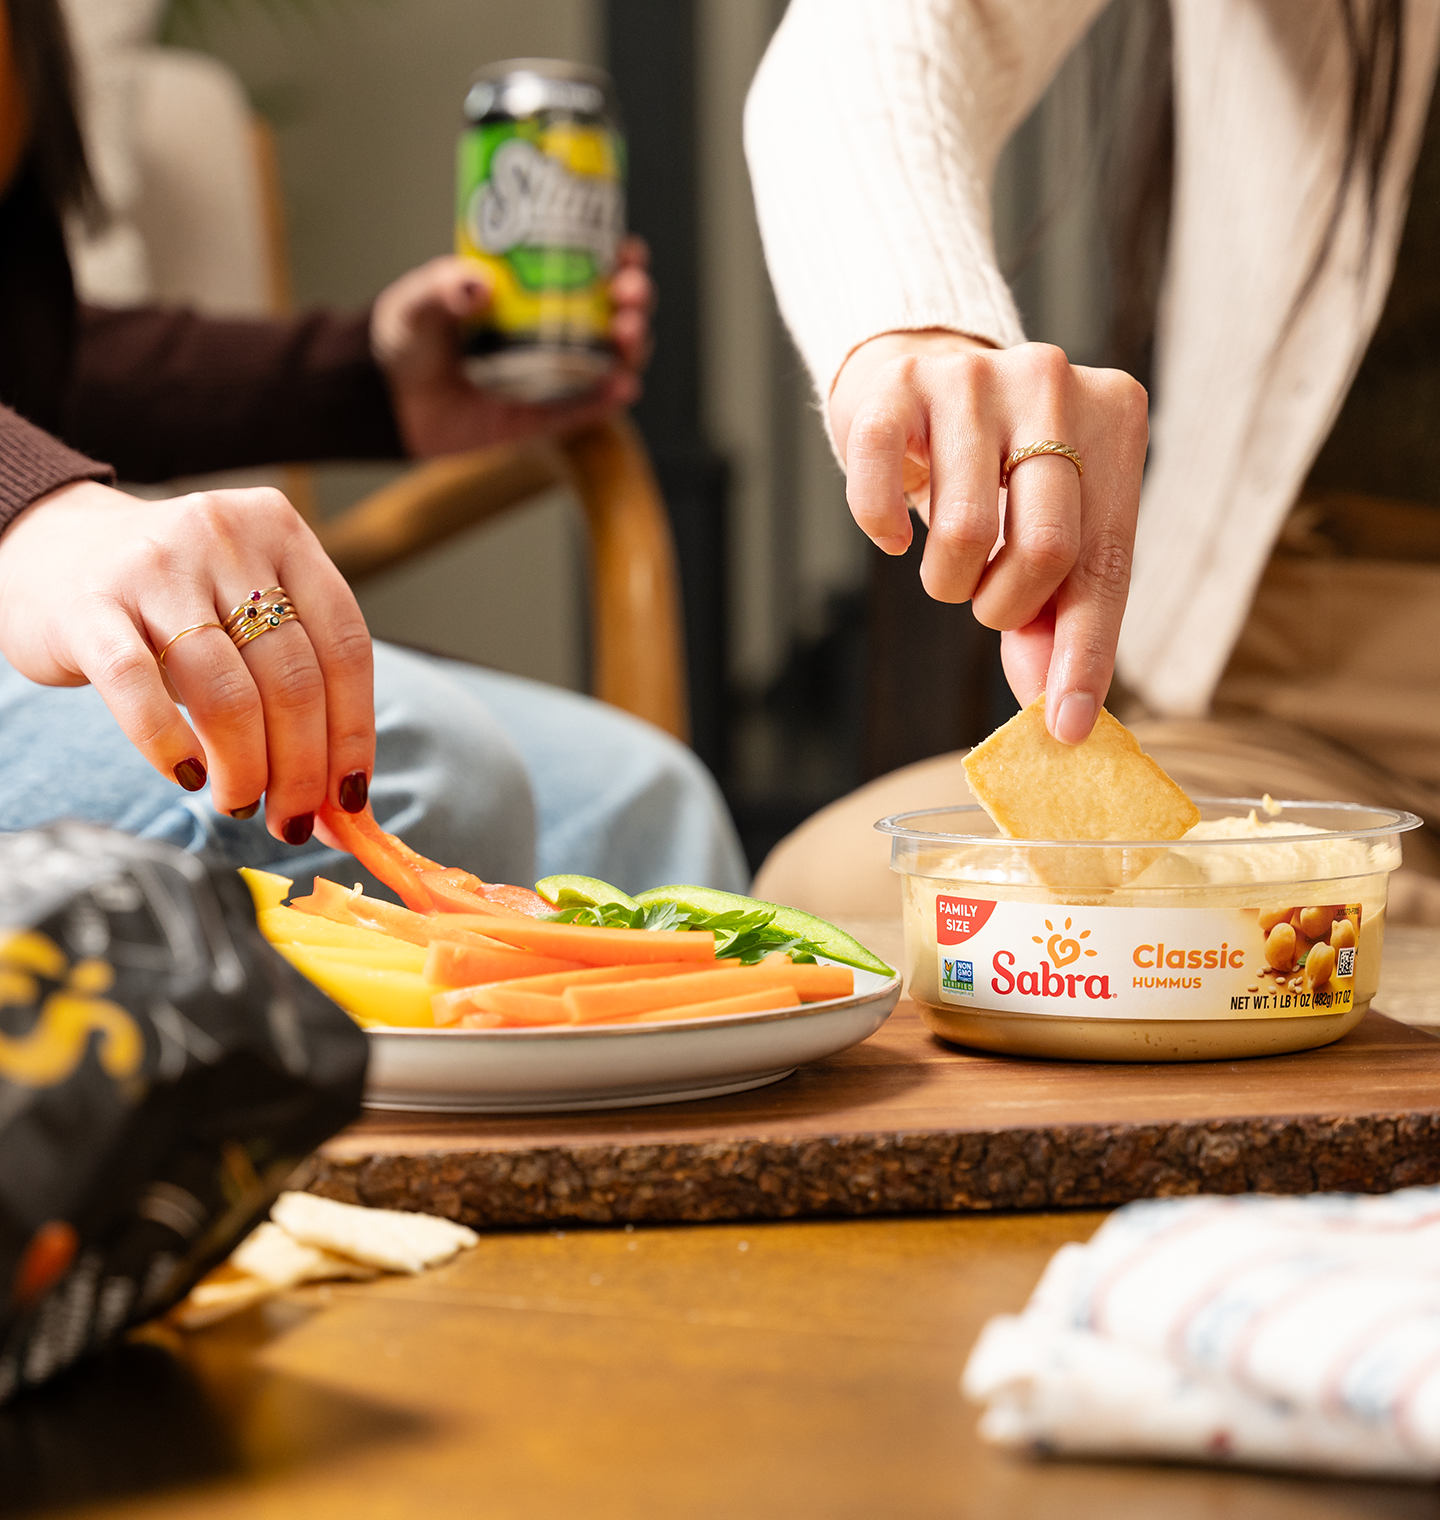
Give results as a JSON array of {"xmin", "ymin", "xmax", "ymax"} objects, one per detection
[
  {"xmin": 744, "ymin": 0, "xmax": 1109, "ymax": 404},
  {"xmin": 744, "ymin": 0, "xmax": 1147, "ymax": 747}
]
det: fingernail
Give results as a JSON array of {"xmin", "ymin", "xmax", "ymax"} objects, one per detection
[
  {"xmin": 1054, "ymin": 692, "xmax": 1097, "ymax": 745},
  {"xmin": 173, "ymin": 757, "xmax": 207, "ymax": 792},
  {"xmin": 282, "ymin": 813, "xmax": 314, "ymax": 846},
  {"xmin": 229, "ymin": 801, "xmax": 260, "ymax": 820},
  {"xmin": 338, "ymin": 771, "xmax": 368, "ymax": 813}
]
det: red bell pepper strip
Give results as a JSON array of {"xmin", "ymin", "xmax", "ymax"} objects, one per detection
[
  {"xmin": 317, "ymin": 801, "xmax": 440, "ymax": 913},
  {"xmin": 477, "ymin": 883, "xmax": 554, "ymax": 918},
  {"xmin": 317, "ymin": 802, "xmax": 554, "ymax": 918},
  {"xmin": 417, "ymin": 871, "xmax": 551, "ymax": 919}
]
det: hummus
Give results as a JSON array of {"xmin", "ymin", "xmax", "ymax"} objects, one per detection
[{"xmin": 877, "ymin": 801, "xmax": 1418, "ymax": 1062}]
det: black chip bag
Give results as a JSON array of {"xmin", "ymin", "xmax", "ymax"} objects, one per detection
[{"xmin": 0, "ymin": 824, "xmax": 367, "ymax": 1399}]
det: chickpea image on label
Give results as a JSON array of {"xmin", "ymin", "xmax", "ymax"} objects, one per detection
[
  {"xmin": 1258, "ymin": 906, "xmax": 1292, "ymax": 934},
  {"xmin": 1331, "ymin": 917, "xmax": 1357, "ymax": 951},
  {"xmin": 1265, "ymin": 921, "xmax": 1297, "ymax": 971},
  {"xmin": 1304, "ymin": 941, "xmax": 1337, "ymax": 992},
  {"xmin": 1298, "ymin": 905, "xmax": 1338, "ymax": 941}
]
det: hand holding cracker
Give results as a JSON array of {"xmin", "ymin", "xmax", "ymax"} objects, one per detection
[{"xmin": 964, "ymin": 698, "xmax": 1199, "ymax": 841}]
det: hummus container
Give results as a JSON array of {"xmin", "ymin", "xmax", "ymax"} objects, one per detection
[{"xmin": 876, "ymin": 799, "xmax": 1421, "ymax": 1062}]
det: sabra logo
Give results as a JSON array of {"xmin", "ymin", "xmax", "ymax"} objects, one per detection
[
  {"xmin": 472, "ymin": 139, "xmax": 623, "ymax": 269},
  {"xmin": 1031, "ymin": 915, "xmax": 1095, "ymax": 970},
  {"xmin": 992, "ymin": 914, "xmax": 1116, "ymax": 1002}
]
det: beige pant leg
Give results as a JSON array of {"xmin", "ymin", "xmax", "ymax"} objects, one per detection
[{"xmin": 755, "ymin": 714, "xmax": 1440, "ymax": 926}]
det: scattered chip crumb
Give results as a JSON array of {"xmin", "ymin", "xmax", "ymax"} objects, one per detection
[
  {"xmin": 272, "ymin": 1191, "xmax": 478, "ymax": 1275},
  {"xmin": 232, "ymin": 1221, "xmax": 379, "ymax": 1288},
  {"xmin": 172, "ymin": 1193, "xmax": 479, "ymax": 1331},
  {"xmin": 169, "ymin": 1274, "xmax": 276, "ymax": 1331}
]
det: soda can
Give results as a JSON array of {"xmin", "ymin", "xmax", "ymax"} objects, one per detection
[{"xmin": 456, "ymin": 59, "xmax": 626, "ymax": 402}]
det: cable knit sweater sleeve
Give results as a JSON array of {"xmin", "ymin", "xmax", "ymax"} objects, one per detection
[
  {"xmin": 744, "ymin": 0, "xmax": 1109, "ymax": 411},
  {"xmin": 0, "ymin": 406, "xmax": 112, "ymax": 533}
]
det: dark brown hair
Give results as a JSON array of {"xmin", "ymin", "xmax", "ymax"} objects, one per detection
[
  {"xmin": 8, "ymin": 0, "xmax": 100, "ymax": 222},
  {"xmin": 1103, "ymin": 0, "xmax": 1405, "ymax": 382}
]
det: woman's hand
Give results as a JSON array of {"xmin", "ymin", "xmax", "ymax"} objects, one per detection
[
  {"xmin": 0, "ymin": 480, "xmax": 374, "ymax": 845},
  {"xmin": 829, "ymin": 330, "xmax": 1149, "ymax": 744},
  {"xmin": 371, "ymin": 236, "xmax": 654, "ymax": 458}
]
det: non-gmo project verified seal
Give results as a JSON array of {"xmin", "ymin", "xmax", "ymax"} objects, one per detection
[{"xmin": 942, "ymin": 958, "xmax": 974, "ymax": 995}]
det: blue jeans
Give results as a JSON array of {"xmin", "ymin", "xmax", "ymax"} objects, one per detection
[{"xmin": 0, "ymin": 642, "xmax": 749, "ymax": 899}]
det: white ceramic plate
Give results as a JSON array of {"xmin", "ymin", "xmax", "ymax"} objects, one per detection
[{"xmin": 363, "ymin": 966, "xmax": 902, "ymax": 1112}]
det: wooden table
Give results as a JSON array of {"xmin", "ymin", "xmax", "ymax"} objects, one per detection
[
  {"xmin": 10, "ymin": 925, "xmax": 1440, "ymax": 1517},
  {"xmin": 7, "ymin": 1211, "xmax": 1434, "ymax": 1519}
]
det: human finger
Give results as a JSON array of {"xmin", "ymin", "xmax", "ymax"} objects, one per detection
[
  {"xmin": 915, "ymin": 357, "xmax": 1003, "ymax": 602},
  {"xmin": 154, "ymin": 613, "xmax": 268, "ymax": 817},
  {"xmin": 231, "ymin": 612, "xmax": 328, "ymax": 845},
  {"xmin": 843, "ymin": 359, "xmax": 928, "ymax": 555},
  {"xmin": 1040, "ymin": 369, "xmax": 1148, "ymax": 743},
  {"xmin": 971, "ymin": 350, "xmax": 1084, "ymax": 635},
  {"xmin": 615, "ymin": 234, "xmax": 650, "ymax": 271},
  {"xmin": 611, "ymin": 263, "xmax": 653, "ymax": 313},
  {"xmin": 610, "ymin": 303, "xmax": 652, "ymax": 371},
  {"xmin": 272, "ymin": 521, "xmax": 378, "ymax": 819},
  {"xmin": 999, "ymin": 605, "xmax": 1056, "ymax": 712},
  {"xmin": 71, "ymin": 599, "xmax": 211, "ymax": 794}
]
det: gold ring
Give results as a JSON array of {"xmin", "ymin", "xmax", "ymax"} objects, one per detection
[
  {"xmin": 222, "ymin": 586, "xmax": 300, "ymax": 651},
  {"xmin": 221, "ymin": 586, "xmax": 285, "ymax": 628},
  {"xmin": 1002, "ymin": 440, "xmax": 1084, "ymax": 486},
  {"xmin": 156, "ymin": 621, "xmax": 224, "ymax": 669}
]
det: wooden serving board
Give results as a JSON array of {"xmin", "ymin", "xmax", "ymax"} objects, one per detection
[{"xmin": 310, "ymin": 991, "xmax": 1440, "ymax": 1227}]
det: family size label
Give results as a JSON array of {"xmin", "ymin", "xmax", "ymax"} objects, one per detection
[{"xmin": 934, "ymin": 895, "xmax": 1360, "ymax": 1021}]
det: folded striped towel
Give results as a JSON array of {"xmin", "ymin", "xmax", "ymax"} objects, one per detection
[{"xmin": 963, "ymin": 1186, "xmax": 1440, "ymax": 1479}]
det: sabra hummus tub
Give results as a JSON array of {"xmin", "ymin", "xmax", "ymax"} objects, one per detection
[{"xmin": 876, "ymin": 799, "xmax": 1421, "ymax": 1062}]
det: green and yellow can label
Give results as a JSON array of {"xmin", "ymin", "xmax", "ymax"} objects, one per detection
[{"xmin": 456, "ymin": 120, "xmax": 624, "ymax": 346}]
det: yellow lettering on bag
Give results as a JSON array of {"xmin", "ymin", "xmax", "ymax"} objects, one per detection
[{"xmin": 0, "ymin": 934, "xmax": 143, "ymax": 1088}]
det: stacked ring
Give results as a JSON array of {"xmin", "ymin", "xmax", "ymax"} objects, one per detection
[
  {"xmin": 1002, "ymin": 440, "xmax": 1084, "ymax": 486},
  {"xmin": 222, "ymin": 586, "xmax": 300, "ymax": 651}
]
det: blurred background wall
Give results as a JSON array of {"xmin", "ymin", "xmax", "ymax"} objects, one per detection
[{"xmin": 145, "ymin": 0, "xmax": 1155, "ymax": 870}]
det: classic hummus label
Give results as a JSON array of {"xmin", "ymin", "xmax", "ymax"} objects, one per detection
[{"xmin": 934, "ymin": 894, "xmax": 1360, "ymax": 1021}]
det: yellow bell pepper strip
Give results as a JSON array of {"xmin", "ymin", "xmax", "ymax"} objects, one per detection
[{"xmin": 272, "ymin": 946, "xmax": 435, "ymax": 1028}]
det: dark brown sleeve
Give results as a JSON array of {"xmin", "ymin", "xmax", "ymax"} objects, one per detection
[
  {"xmin": 66, "ymin": 305, "xmax": 404, "ymax": 484},
  {"xmin": 0, "ymin": 404, "xmax": 113, "ymax": 535}
]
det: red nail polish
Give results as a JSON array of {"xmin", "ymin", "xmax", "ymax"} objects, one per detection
[
  {"xmin": 338, "ymin": 771, "xmax": 369, "ymax": 813},
  {"xmin": 173, "ymin": 758, "xmax": 207, "ymax": 792},
  {"xmin": 282, "ymin": 813, "xmax": 314, "ymax": 846},
  {"xmin": 229, "ymin": 801, "xmax": 260, "ymax": 820}
]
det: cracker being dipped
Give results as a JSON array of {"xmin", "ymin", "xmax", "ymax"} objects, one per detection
[{"xmin": 963, "ymin": 698, "xmax": 1199, "ymax": 842}]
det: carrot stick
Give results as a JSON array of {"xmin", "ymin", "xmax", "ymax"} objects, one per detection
[
  {"xmin": 442, "ymin": 916, "xmax": 717, "ymax": 966},
  {"xmin": 458, "ymin": 986, "xmax": 567, "ymax": 1024},
  {"xmin": 423, "ymin": 940, "xmax": 586, "ymax": 988},
  {"xmin": 333, "ymin": 894, "xmax": 468, "ymax": 947},
  {"xmin": 563, "ymin": 964, "xmax": 793, "ymax": 1022},
  {"xmin": 457, "ymin": 1011, "xmax": 509, "ymax": 1029},
  {"xmin": 432, "ymin": 958, "xmax": 734, "ymax": 1026},
  {"xmin": 627, "ymin": 988, "xmax": 802, "ymax": 1024},
  {"xmin": 450, "ymin": 987, "xmax": 803, "ymax": 1030},
  {"xmin": 288, "ymin": 876, "xmax": 361, "ymax": 919},
  {"xmin": 758, "ymin": 954, "xmax": 854, "ymax": 1001},
  {"xmin": 459, "ymin": 959, "xmax": 729, "ymax": 998}
]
